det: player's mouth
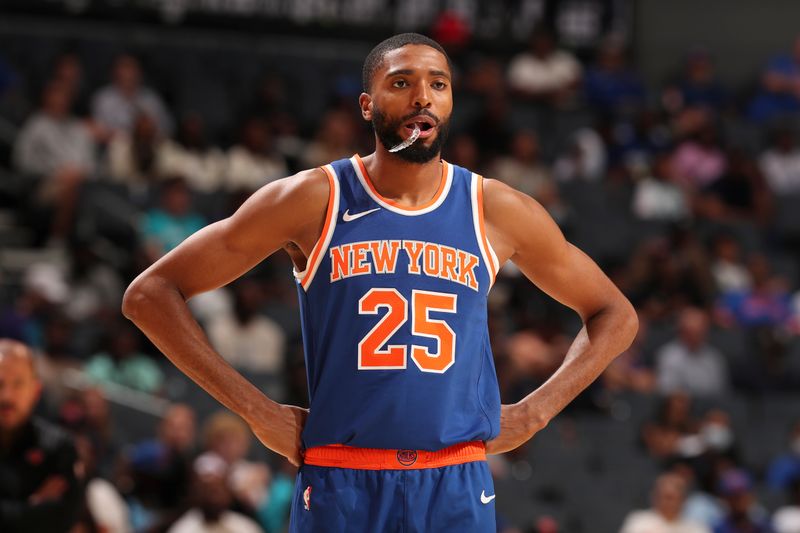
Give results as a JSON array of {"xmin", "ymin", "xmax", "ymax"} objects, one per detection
[{"xmin": 403, "ymin": 116, "xmax": 437, "ymax": 139}]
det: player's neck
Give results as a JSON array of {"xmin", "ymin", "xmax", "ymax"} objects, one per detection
[{"xmin": 361, "ymin": 149, "xmax": 443, "ymax": 208}]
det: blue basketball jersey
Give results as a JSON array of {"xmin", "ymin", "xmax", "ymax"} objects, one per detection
[{"xmin": 294, "ymin": 155, "xmax": 501, "ymax": 451}]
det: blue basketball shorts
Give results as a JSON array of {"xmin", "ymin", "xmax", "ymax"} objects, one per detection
[{"xmin": 288, "ymin": 443, "xmax": 496, "ymax": 532}]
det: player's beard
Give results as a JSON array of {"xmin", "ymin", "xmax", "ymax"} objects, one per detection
[{"xmin": 372, "ymin": 106, "xmax": 450, "ymax": 164}]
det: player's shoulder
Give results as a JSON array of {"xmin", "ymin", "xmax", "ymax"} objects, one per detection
[
  {"xmin": 244, "ymin": 167, "xmax": 329, "ymax": 211},
  {"xmin": 479, "ymin": 175, "xmax": 559, "ymax": 254},
  {"xmin": 225, "ymin": 167, "xmax": 331, "ymax": 236},
  {"xmin": 481, "ymin": 176, "xmax": 544, "ymax": 217},
  {"xmin": 274, "ymin": 167, "xmax": 330, "ymax": 198}
]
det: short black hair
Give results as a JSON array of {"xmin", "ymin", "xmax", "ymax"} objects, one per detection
[{"xmin": 362, "ymin": 33, "xmax": 452, "ymax": 93}]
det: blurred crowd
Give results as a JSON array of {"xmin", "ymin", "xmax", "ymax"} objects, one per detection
[{"xmin": 1, "ymin": 17, "xmax": 800, "ymax": 533}]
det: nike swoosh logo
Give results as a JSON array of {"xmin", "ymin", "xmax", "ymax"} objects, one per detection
[
  {"xmin": 343, "ymin": 208, "xmax": 381, "ymax": 222},
  {"xmin": 480, "ymin": 490, "xmax": 496, "ymax": 504}
]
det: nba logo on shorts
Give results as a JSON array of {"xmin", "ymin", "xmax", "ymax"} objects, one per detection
[
  {"xmin": 303, "ymin": 485, "xmax": 312, "ymax": 510},
  {"xmin": 396, "ymin": 449, "xmax": 418, "ymax": 466}
]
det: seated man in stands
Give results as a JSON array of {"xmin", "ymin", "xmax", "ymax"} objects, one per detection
[
  {"xmin": 12, "ymin": 80, "xmax": 97, "ymax": 244},
  {"xmin": 0, "ymin": 338, "xmax": 84, "ymax": 532}
]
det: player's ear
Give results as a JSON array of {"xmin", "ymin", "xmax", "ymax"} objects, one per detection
[{"xmin": 359, "ymin": 93, "xmax": 373, "ymax": 121}]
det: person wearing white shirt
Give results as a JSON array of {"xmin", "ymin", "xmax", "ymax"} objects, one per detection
[
  {"xmin": 508, "ymin": 28, "xmax": 582, "ymax": 104},
  {"xmin": 621, "ymin": 473, "xmax": 711, "ymax": 533},
  {"xmin": 168, "ymin": 454, "xmax": 262, "ymax": 533}
]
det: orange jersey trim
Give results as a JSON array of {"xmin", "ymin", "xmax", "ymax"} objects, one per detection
[
  {"xmin": 476, "ymin": 176, "xmax": 498, "ymax": 284},
  {"xmin": 354, "ymin": 154, "xmax": 449, "ymax": 212},
  {"xmin": 299, "ymin": 166, "xmax": 338, "ymax": 289},
  {"xmin": 303, "ymin": 441, "xmax": 486, "ymax": 470}
]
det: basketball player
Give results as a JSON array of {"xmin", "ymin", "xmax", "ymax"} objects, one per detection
[{"xmin": 123, "ymin": 33, "xmax": 638, "ymax": 531}]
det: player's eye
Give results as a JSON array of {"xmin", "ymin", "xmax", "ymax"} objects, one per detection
[
  {"xmin": 432, "ymin": 81, "xmax": 447, "ymax": 90},
  {"xmin": 392, "ymin": 79, "xmax": 408, "ymax": 88}
]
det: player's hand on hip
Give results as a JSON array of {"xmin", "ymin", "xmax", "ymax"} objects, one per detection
[
  {"xmin": 485, "ymin": 402, "xmax": 546, "ymax": 455},
  {"xmin": 250, "ymin": 403, "xmax": 309, "ymax": 467}
]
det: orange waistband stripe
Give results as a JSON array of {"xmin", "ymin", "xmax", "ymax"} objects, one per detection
[{"xmin": 302, "ymin": 441, "xmax": 486, "ymax": 470}]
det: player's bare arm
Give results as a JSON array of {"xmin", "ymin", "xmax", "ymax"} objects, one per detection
[
  {"xmin": 481, "ymin": 178, "xmax": 639, "ymax": 455},
  {"xmin": 122, "ymin": 168, "xmax": 330, "ymax": 466}
]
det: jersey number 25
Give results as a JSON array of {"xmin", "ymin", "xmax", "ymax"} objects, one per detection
[{"xmin": 358, "ymin": 288, "xmax": 457, "ymax": 373}]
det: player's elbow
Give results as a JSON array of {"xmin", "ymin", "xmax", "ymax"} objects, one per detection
[
  {"xmin": 121, "ymin": 274, "xmax": 167, "ymax": 324},
  {"xmin": 616, "ymin": 298, "xmax": 639, "ymax": 352},
  {"xmin": 121, "ymin": 278, "xmax": 147, "ymax": 323}
]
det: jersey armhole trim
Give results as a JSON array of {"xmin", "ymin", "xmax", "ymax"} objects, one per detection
[
  {"xmin": 294, "ymin": 165, "xmax": 339, "ymax": 290},
  {"xmin": 471, "ymin": 174, "xmax": 500, "ymax": 286}
]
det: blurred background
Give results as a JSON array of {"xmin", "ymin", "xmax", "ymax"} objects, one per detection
[{"xmin": 1, "ymin": 0, "xmax": 800, "ymax": 532}]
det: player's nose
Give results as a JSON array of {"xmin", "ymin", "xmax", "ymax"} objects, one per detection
[{"xmin": 412, "ymin": 83, "xmax": 432, "ymax": 109}]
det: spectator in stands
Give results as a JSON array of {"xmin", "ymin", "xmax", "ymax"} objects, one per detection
[
  {"xmin": 91, "ymin": 54, "xmax": 173, "ymax": 136},
  {"xmin": 225, "ymin": 118, "xmax": 288, "ymax": 192},
  {"xmin": 62, "ymin": 240, "xmax": 125, "ymax": 325},
  {"xmin": 464, "ymin": 57, "xmax": 506, "ymax": 97},
  {"xmin": 0, "ymin": 339, "xmax": 84, "ymax": 532},
  {"xmin": 620, "ymin": 472, "xmax": 710, "ymax": 533},
  {"xmin": 256, "ymin": 459, "xmax": 295, "ymax": 533},
  {"xmin": 699, "ymin": 150, "xmax": 771, "ymax": 225},
  {"xmin": 198, "ymin": 411, "xmax": 269, "ymax": 518},
  {"xmin": 488, "ymin": 129, "xmax": 552, "ymax": 199},
  {"xmin": 600, "ymin": 109, "xmax": 671, "ymax": 171},
  {"xmin": 84, "ymin": 321, "xmax": 164, "ymax": 394},
  {"xmin": 58, "ymin": 388, "xmax": 119, "ymax": 479},
  {"xmin": 504, "ymin": 330, "xmax": 563, "ymax": 402},
  {"xmin": 207, "ymin": 278, "xmax": 286, "ymax": 375},
  {"xmin": 663, "ymin": 49, "xmax": 728, "ymax": 114},
  {"xmin": 158, "ymin": 113, "xmax": 225, "ymax": 193},
  {"xmin": 717, "ymin": 254, "xmax": 793, "ymax": 330},
  {"xmin": 50, "ymin": 52, "xmax": 91, "ymax": 118},
  {"xmin": 139, "ymin": 176, "xmax": 206, "ymax": 262},
  {"xmin": 713, "ymin": 468, "xmax": 773, "ymax": 533},
  {"xmin": 632, "ymin": 153, "xmax": 690, "ymax": 222},
  {"xmin": 642, "ymin": 392, "xmax": 700, "ymax": 460},
  {"xmin": 429, "ymin": 10, "xmax": 472, "ymax": 75},
  {"xmin": 507, "ymin": 27, "xmax": 582, "ymax": 106},
  {"xmin": 671, "ymin": 121, "xmax": 727, "ymax": 190},
  {"xmin": 710, "ymin": 234, "xmax": 752, "ymax": 295},
  {"xmin": 13, "ymin": 80, "xmax": 97, "ymax": 242},
  {"xmin": 655, "ymin": 307, "xmax": 728, "ymax": 397},
  {"xmin": 767, "ymin": 422, "xmax": 800, "ymax": 492},
  {"xmin": 759, "ymin": 129, "xmax": 800, "ymax": 196},
  {"xmin": 583, "ymin": 35, "xmax": 645, "ymax": 115},
  {"xmin": 300, "ymin": 108, "xmax": 359, "ymax": 169},
  {"xmin": 168, "ymin": 453, "xmax": 261, "ymax": 533},
  {"xmin": 628, "ymin": 229, "xmax": 715, "ymax": 319},
  {"xmin": 698, "ymin": 409, "xmax": 739, "ymax": 462},
  {"xmin": 123, "ymin": 404, "xmax": 195, "ymax": 531},
  {"xmin": 107, "ymin": 112, "xmax": 165, "ymax": 190},
  {"xmin": 552, "ymin": 127, "xmax": 607, "ymax": 183},
  {"xmin": 468, "ymin": 91, "xmax": 514, "ymax": 162},
  {"xmin": 749, "ymin": 36, "xmax": 800, "ymax": 123},
  {"xmin": 670, "ymin": 460, "xmax": 726, "ymax": 529},
  {"xmin": 73, "ymin": 433, "xmax": 131, "ymax": 533},
  {"xmin": 773, "ymin": 476, "xmax": 800, "ymax": 533},
  {"xmin": 0, "ymin": 262, "xmax": 67, "ymax": 349}
]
